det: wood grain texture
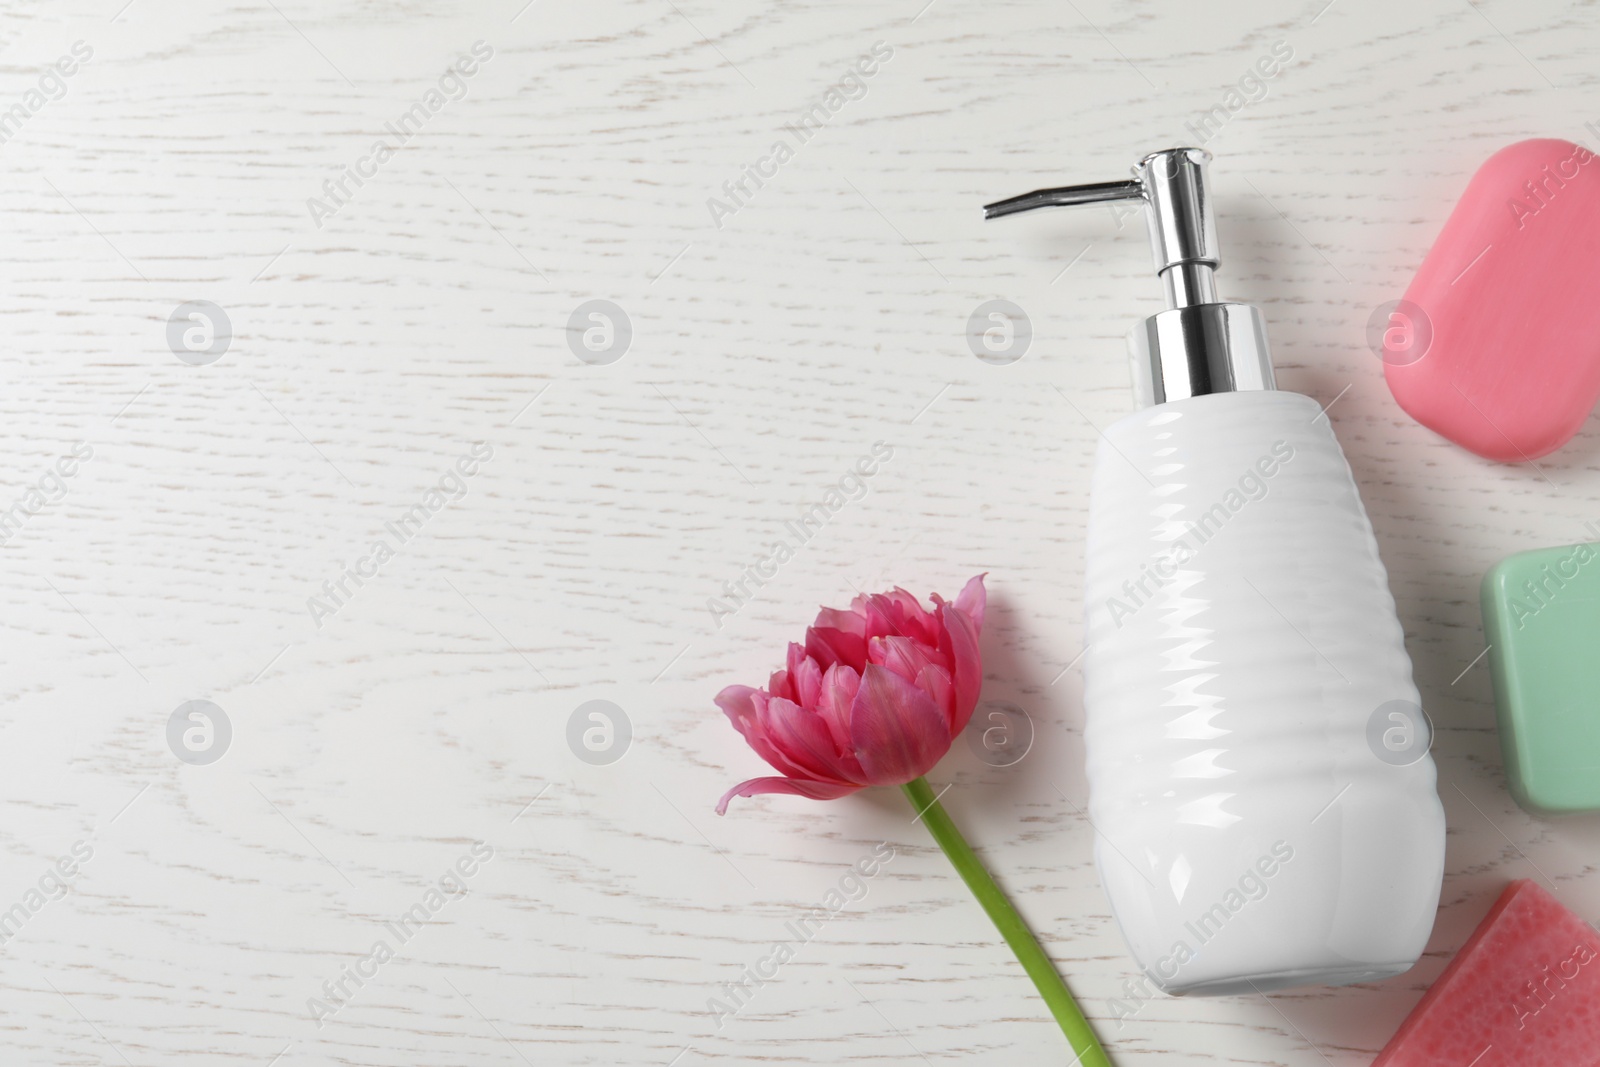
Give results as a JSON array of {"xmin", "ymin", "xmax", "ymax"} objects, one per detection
[{"xmin": 0, "ymin": 0, "xmax": 1597, "ymax": 1063}]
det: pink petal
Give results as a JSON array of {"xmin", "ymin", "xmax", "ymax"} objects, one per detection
[
  {"xmin": 936, "ymin": 601, "xmax": 984, "ymax": 735},
  {"xmin": 757, "ymin": 696, "xmax": 861, "ymax": 784},
  {"xmin": 714, "ymin": 684, "xmax": 764, "ymax": 734},
  {"xmin": 915, "ymin": 664, "xmax": 955, "ymax": 725},
  {"xmin": 786, "ymin": 641, "xmax": 808, "ymax": 680},
  {"xmin": 764, "ymin": 643, "xmax": 806, "ymax": 704},
  {"xmin": 858, "ymin": 593, "xmax": 914, "ymax": 643},
  {"xmin": 849, "ymin": 664, "xmax": 952, "ymax": 785},
  {"xmin": 717, "ymin": 776, "xmax": 862, "ymax": 815},
  {"xmin": 883, "ymin": 587, "xmax": 929, "ymax": 615},
  {"xmin": 955, "ymin": 573, "xmax": 987, "ymax": 632},
  {"xmin": 886, "ymin": 588, "xmax": 940, "ymax": 643},
  {"xmin": 715, "ymin": 685, "xmax": 815, "ymax": 781},
  {"xmin": 814, "ymin": 606, "xmax": 868, "ymax": 637},
  {"xmin": 815, "ymin": 663, "xmax": 860, "ymax": 753},
  {"xmin": 806, "ymin": 626, "xmax": 867, "ymax": 672},
  {"xmin": 790, "ymin": 655, "xmax": 823, "ymax": 709},
  {"xmin": 869, "ymin": 635, "xmax": 947, "ymax": 693}
]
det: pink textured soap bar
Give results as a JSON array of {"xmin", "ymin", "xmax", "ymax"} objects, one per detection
[
  {"xmin": 1373, "ymin": 880, "xmax": 1600, "ymax": 1067},
  {"xmin": 1384, "ymin": 139, "xmax": 1600, "ymax": 461}
]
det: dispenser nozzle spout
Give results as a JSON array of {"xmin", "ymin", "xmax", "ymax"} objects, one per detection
[
  {"xmin": 982, "ymin": 148, "xmax": 1221, "ymax": 310},
  {"xmin": 982, "ymin": 179, "xmax": 1142, "ymax": 220},
  {"xmin": 980, "ymin": 147, "xmax": 1276, "ymax": 409}
]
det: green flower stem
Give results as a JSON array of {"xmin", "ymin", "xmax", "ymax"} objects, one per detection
[{"xmin": 902, "ymin": 776, "xmax": 1112, "ymax": 1067}]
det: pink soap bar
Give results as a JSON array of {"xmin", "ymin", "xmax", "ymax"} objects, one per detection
[
  {"xmin": 1384, "ymin": 139, "xmax": 1600, "ymax": 461},
  {"xmin": 1373, "ymin": 880, "xmax": 1600, "ymax": 1067}
]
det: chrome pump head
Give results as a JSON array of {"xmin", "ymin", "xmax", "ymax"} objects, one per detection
[{"xmin": 984, "ymin": 147, "xmax": 1275, "ymax": 409}]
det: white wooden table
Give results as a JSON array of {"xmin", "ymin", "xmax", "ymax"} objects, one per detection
[{"xmin": 2, "ymin": 1, "xmax": 1597, "ymax": 1063}]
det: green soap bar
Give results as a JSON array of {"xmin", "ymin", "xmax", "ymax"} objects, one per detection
[{"xmin": 1482, "ymin": 542, "xmax": 1600, "ymax": 815}]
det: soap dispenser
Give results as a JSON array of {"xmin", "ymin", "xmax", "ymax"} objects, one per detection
[{"xmin": 985, "ymin": 148, "xmax": 1446, "ymax": 995}]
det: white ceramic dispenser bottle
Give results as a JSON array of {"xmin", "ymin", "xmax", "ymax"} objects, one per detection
[{"xmin": 985, "ymin": 149, "xmax": 1446, "ymax": 996}]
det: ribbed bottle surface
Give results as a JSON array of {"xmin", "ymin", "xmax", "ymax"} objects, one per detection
[{"xmin": 1082, "ymin": 390, "xmax": 1445, "ymax": 995}]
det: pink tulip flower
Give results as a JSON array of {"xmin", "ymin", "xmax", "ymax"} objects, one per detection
[
  {"xmin": 710, "ymin": 573, "xmax": 1112, "ymax": 1065},
  {"xmin": 716, "ymin": 574, "xmax": 985, "ymax": 814}
]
